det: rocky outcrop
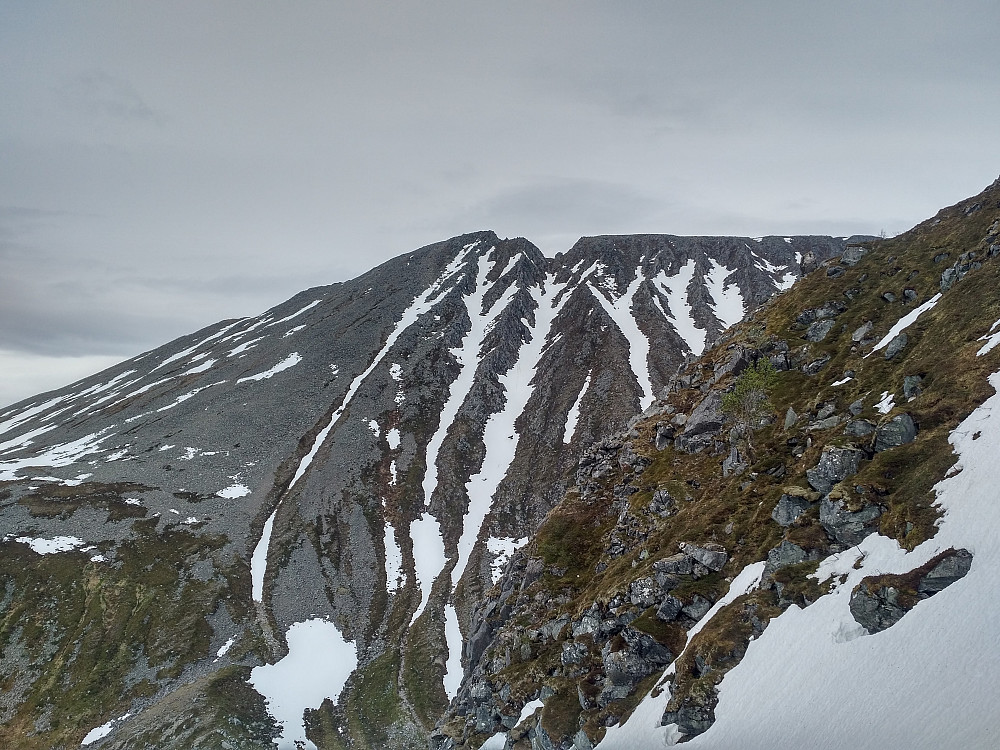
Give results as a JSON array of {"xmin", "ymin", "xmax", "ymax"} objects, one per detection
[{"xmin": 850, "ymin": 549, "xmax": 973, "ymax": 634}]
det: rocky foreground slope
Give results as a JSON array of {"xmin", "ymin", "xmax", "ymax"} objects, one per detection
[
  {"xmin": 432, "ymin": 177, "xmax": 1000, "ymax": 750},
  {"xmin": 0, "ymin": 230, "xmax": 852, "ymax": 748}
]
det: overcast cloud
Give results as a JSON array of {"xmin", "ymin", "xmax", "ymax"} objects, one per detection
[{"xmin": 2, "ymin": 1, "xmax": 999, "ymax": 407}]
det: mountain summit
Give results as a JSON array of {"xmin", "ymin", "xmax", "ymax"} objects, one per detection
[{"xmin": 3, "ymin": 186, "xmax": 999, "ymax": 750}]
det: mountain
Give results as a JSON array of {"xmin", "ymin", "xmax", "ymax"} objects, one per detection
[
  {"xmin": 0, "ymin": 230, "xmax": 850, "ymax": 748},
  {"xmin": 1, "ymin": 175, "xmax": 998, "ymax": 750}
]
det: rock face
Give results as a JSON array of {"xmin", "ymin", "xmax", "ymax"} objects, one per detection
[
  {"xmin": 0, "ymin": 230, "xmax": 849, "ymax": 748},
  {"xmin": 874, "ymin": 413, "xmax": 918, "ymax": 452}
]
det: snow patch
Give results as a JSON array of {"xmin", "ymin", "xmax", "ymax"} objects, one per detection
[
  {"xmin": 218, "ymin": 484, "xmax": 251, "ymax": 499},
  {"xmin": 875, "ymin": 391, "xmax": 895, "ymax": 414},
  {"xmin": 14, "ymin": 535, "xmax": 86, "ymax": 554},
  {"xmin": 384, "ymin": 523, "xmax": 403, "ymax": 592},
  {"xmin": 443, "ymin": 604, "xmax": 463, "ymax": 699},
  {"xmin": 251, "ymin": 509, "xmax": 278, "ymax": 602},
  {"xmin": 563, "ymin": 372, "xmax": 591, "ymax": 444},
  {"xmin": 386, "ymin": 428, "xmax": 401, "ymax": 451},
  {"xmin": 486, "ymin": 536, "xmax": 528, "ymax": 583},
  {"xmin": 249, "ymin": 618, "xmax": 357, "ymax": 750},
  {"xmin": 410, "ymin": 512, "xmax": 447, "ymax": 623},
  {"xmin": 704, "ymin": 258, "xmax": 745, "ymax": 330},
  {"xmin": 866, "ymin": 293, "xmax": 942, "ymax": 357},
  {"xmin": 237, "ymin": 352, "xmax": 302, "ymax": 383},
  {"xmin": 81, "ymin": 713, "xmax": 132, "ymax": 746},
  {"xmin": 652, "ymin": 260, "xmax": 707, "ymax": 356}
]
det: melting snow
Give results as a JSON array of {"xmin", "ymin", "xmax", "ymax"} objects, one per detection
[
  {"xmin": 151, "ymin": 321, "xmax": 240, "ymax": 372},
  {"xmin": 368, "ymin": 420, "xmax": 380, "ymax": 438},
  {"xmin": 251, "ymin": 509, "xmax": 278, "ymax": 602},
  {"xmin": 652, "ymin": 260, "xmax": 707, "ymax": 356},
  {"xmin": 283, "ymin": 325, "xmax": 306, "ymax": 337},
  {"xmin": 237, "ymin": 353, "xmax": 302, "ymax": 383},
  {"xmin": 386, "ymin": 428, "xmax": 401, "ymax": 451},
  {"xmin": 866, "ymin": 293, "xmax": 942, "ymax": 357},
  {"xmin": 704, "ymin": 258, "xmax": 745, "ymax": 330},
  {"xmin": 14, "ymin": 535, "xmax": 86, "ymax": 554},
  {"xmin": 180, "ymin": 358, "xmax": 216, "ymax": 376},
  {"xmin": 155, "ymin": 381, "xmax": 226, "ymax": 412},
  {"xmin": 217, "ymin": 483, "xmax": 250, "ymax": 499},
  {"xmin": 977, "ymin": 316, "xmax": 1000, "ymax": 356},
  {"xmin": 422, "ymin": 252, "xmax": 519, "ymax": 507},
  {"xmin": 0, "ymin": 429, "xmax": 114, "ymax": 481},
  {"xmin": 831, "ymin": 376, "xmax": 853, "ymax": 387},
  {"xmin": 563, "ymin": 371, "xmax": 592, "ymax": 444},
  {"xmin": 266, "ymin": 299, "xmax": 322, "ymax": 328},
  {"xmin": 249, "ymin": 618, "xmax": 357, "ymax": 750},
  {"xmin": 228, "ymin": 337, "xmax": 266, "ymax": 357},
  {"xmin": 682, "ymin": 371, "xmax": 1000, "ymax": 749},
  {"xmin": 453, "ymin": 274, "xmax": 573, "ymax": 589},
  {"xmin": 410, "ymin": 512, "xmax": 447, "ymax": 623},
  {"xmin": 216, "ymin": 636, "xmax": 236, "ymax": 659},
  {"xmin": 81, "ymin": 713, "xmax": 132, "ymax": 746},
  {"xmin": 875, "ymin": 391, "xmax": 895, "ymax": 414}
]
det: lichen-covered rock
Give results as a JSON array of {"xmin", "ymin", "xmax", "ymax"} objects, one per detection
[
  {"xmin": 843, "ymin": 419, "xmax": 876, "ymax": 437},
  {"xmin": 762, "ymin": 540, "xmax": 808, "ymax": 579}
]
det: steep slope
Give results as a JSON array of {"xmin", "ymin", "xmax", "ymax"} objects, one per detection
[
  {"xmin": 434, "ymin": 178, "xmax": 1000, "ymax": 750},
  {"xmin": 0, "ymin": 230, "xmax": 847, "ymax": 748}
]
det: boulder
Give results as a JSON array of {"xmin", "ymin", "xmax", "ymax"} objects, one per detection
[
  {"xmin": 841, "ymin": 246, "xmax": 867, "ymax": 266},
  {"xmin": 628, "ymin": 577, "xmax": 662, "ymax": 607},
  {"xmin": 882, "ymin": 292, "xmax": 897, "ymax": 303},
  {"xmin": 656, "ymin": 595, "xmax": 685, "ymax": 622},
  {"xmin": 681, "ymin": 595, "xmax": 713, "ymax": 621},
  {"xmin": 874, "ymin": 413, "xmax": 917, "ymax": 452},
  {"xmin": 851, "ymin": 321, "xmax": 873, "ymax": 342},
  {"xmin": 802, "ymin": 356, "xmax": 831, "ymax": 374},
  {"xmin": 679, "ymin": 542, "xmax": 728, "ymax": 571},
  {"xmin": 849, "ymin": 584, "xmax": 907, "ymax": 634},
  {"xmin": 676, "ymin": 392, "xmax": 725, "ymax": 453},
  {"xmin": 805, "ymin": 318, "xmax": 835, "ymax": 342},
  {"xmin": 806, "ymin": 446, "xmax": 864, "ymax": 494},
  {"xmin": 903, "ymin": 374, "xmax": 924, "ymax": 399},
  {"xmin": 762, "ymin": 540, "xmax": 807, "ymax": 579},
  {"xmin": 784, "ymin": 407, "xmax": 797, "ymax": 430},
  {"xmin": 771, "ymin": 494, "xmax": 812, "ymax": 526},
  {"xmin": 820, "ymin": 497, "xmax": 883, "ymax": 545},
  {"xmin": 884, "ymin": 333, "xmax": 908, "ymax": 359}
]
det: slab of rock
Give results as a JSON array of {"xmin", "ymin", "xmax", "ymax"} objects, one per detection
[
  {"xmin": 849, "ymin": 584, "xmax": 907, "ymax": 633},
  {"xmin": 820, "ymin": 497, "xmax": 883, "ymax": 545},
  {"xmin": 903, "ymin": 374, "xmax": 924, "ymax": 399},
  {"xmin": 802, "ymin": 356, "xmax": 831, "ymax": 375},
  {"xmin": 841, "ymin": 246, "xmax": 867, "ymax": 266},
  {"xmin": 771, "ymin": 494, "xmax": 813, "ymax": 526},
  {"xmin": 784, "ymin": 407, "xmax": 797, "ymax": 430},
  {"xmin": 874, "ymin": 413, "xmax": 917, "ymax": 452},
  {"xmin": 806, "ymin": 446, "xmax": 864, "ymax": 494}
]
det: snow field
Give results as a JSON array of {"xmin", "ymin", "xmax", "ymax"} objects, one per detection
[{"xmin": 563, "ymin": 371, "xmax": 592, "ymax": 445}]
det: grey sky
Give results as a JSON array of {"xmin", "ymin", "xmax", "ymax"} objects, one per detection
[{"xmin": 2, "ymin": 1, "xmax": 999, "ymax": 407}]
